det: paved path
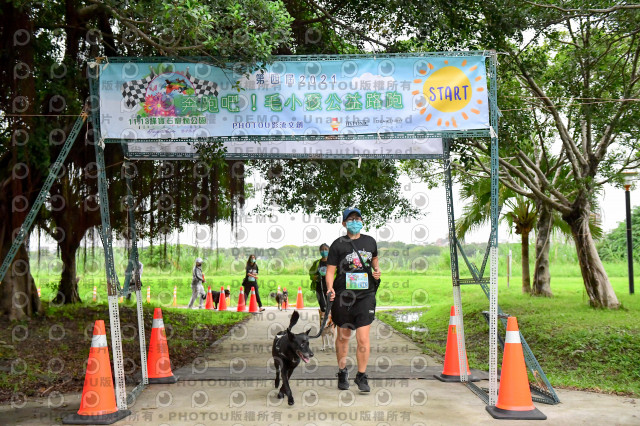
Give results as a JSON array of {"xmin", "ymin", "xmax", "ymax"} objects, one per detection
[{"xmin": 1, "ymin": 308, "xmax": 639, "ymax": 425}]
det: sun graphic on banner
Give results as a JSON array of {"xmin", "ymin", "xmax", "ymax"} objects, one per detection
[{"xmin": 412, "ymin": 59, "xmax": 485, "ymax": 128}]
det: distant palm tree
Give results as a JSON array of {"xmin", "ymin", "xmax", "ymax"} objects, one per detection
[
  {"xmin": 456, "ymin": 177, "xmax": 537, "ymax": 293},
  {"xmin": 456, "ymin": 175, "xmax": 601, "ymax": 296},
  {"xmin": 503, "ymin": 196, "xmax": 537, "ymax": 293}
]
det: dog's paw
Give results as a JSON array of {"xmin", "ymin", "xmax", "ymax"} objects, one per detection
[
  {"xmin": 277, "ymin": 391, "xmax": 284, "ymax": 399},
  {"xmin": 288, "ymin": 398, "xmax": 294, "ymax": 406}
]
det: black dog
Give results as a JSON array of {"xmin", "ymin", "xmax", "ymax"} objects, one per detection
[
  {"xmin": 272, "ymin": 311, "xmax": 313, "ymax": 405},
  {"xmin": 202, "ymin": 289, "xmax": 230, "ymax": 309}
]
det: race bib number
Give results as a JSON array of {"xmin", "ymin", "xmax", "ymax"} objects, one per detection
[{"xmin": 346, "ymin": 273, "xmax": 369, "ymax": 290}]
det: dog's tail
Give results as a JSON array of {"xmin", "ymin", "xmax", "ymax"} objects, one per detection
[{"xmin": 288, "ymin": 311, "xmax": 300, "ymax": 331}]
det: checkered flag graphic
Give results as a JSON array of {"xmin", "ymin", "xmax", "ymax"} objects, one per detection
[
  {"xmin": 121, "ymin": 70, "xmax": 156, "ymax": 108},
  {"xmin": 186, "ymin": 67, "xmax": 218, "ymax": 97}
]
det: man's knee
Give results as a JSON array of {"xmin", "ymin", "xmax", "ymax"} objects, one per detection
[
  {"xmin": 355, "ymin": 328, "xmax": 370, "ymax": 345},
  {"xmin": 337, "ymin": 329, "xmax": 351, "ymax": 343}
]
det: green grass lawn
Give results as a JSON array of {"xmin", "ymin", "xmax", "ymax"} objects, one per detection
[
  {"xmin": 0, "ymin": 303, "xmax": 248, "ymax": 402},
  {"xmin": 377, "ymin": 275, "xmax": 640, "ymax": 397},
  {"xmin": 29, "ymin": 264, "xmax": 640, "ymax": 397}
]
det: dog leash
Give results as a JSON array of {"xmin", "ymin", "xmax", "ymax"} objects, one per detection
[{"xmin": 309, "ymin": 298, "xmax": 333, "ymax": 339}]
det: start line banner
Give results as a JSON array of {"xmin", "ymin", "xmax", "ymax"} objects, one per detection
[{"xmin": 97, "ymin": 55, "xmax": 491, "ymax": 157}]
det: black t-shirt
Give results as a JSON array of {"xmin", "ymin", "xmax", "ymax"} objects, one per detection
[
  {"xmin": 316, "ymin": 259, "xmax": 328, "ymax": 291},
  {"xmin": 245, "ymin": 264, "xmax": 259, "ymax": 283},
  {"xmin": 327, "ymin": 234, "xmax": 378, "ymax": 297}
]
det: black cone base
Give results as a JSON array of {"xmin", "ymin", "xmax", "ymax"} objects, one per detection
[
  {"xmin": 486, "ymin": 405, "xmax": 547, "ymax": 420},
  {"xmin": 62, "ymin": 409, "xmax": 131, "ymax": 424},
  {"xmin": 434, "ymin": 373, "xmax": 480, "ymax": 382},
  {"xmin": 148, "ymin": 374, "xmax": 178, "ymax": 384}
]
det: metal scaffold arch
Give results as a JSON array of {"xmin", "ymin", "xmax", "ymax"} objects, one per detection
[{"xmin": 0, "ymin": 51, "xmax": 559, "ymax": 417}]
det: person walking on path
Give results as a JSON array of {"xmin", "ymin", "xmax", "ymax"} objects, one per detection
[
  {"xmin": 326, "ymin": 207, "xmax": 381, "ymax": 393},
  {"xmin": 188, "ymin": 257, "xmax": 206, "ymax": 309},
  {"xmin": 243, "ymin": 254, "xmax": 265, "ymax": 312},
  {"xmin": 309, "ymin": 243, "xmax": 330, "ymax": 313}
]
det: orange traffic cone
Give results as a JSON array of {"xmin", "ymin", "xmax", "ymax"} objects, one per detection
[
  {"xmin": 435, "ymin": 306, "xmax": 479, "ymax": 382},
  {"xmin": 147, "ymin": 308, "xmax": 177, "ymax": 384},
  {"xmin": 205, "ymin": 286, "xmax": 214, "ymax": 310},
  {"xmin": 248, "ymin": 288, "xmax": 259, "ymax": 313},
  {"xmin": 295, "ymin": 287, "xmax": 304, "ymax": 309},
  {"xmin": 62, "ymin": 320, "xmax": 130, "ymax": 424},
  {"xmin": 486, "ymin": 317, "xmax": 546, "ymax": 419},
  {"xmin": 217, "ymin": 286, "xmax": 228, "ymax": 311},
  {"xmin": 237, "ymin": 286, "xmax": 246, "ymax": 312}
]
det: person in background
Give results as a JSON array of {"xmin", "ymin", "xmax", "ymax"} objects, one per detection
[
  {"xmin": 243, "ymin": 254, "xmax": 265, "ymax": 312},
  {"xmin": 309, "ymin": 243, "xmax": 330, "ymax": 313},
  {"xmin": 126, "ymin": 260, "xmax": 144, "ymax": 301},
  {"xmin": 188, "ymin": 257, "xmax": 206, "ymax": 309}
]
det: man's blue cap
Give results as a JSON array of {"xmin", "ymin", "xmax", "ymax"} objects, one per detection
[{"xmin": 342, "ymin": 207, "xmax": 362, "ymax": 221}]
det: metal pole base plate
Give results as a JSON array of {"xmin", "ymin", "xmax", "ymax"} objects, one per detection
[
  {"xmin": 485, "ymin": 405, "xmax": 547, "ymax": 420},
  {"xmin": 62, "ymin": 409, "xmax": 131, "ymax": 424},
  {"xmin": 434, "ymin": 373, "xmax": 480, "ymax": 382},
  {"xmin": 148, "ymin": 375, "xmax": 178, "ymax": 384}
]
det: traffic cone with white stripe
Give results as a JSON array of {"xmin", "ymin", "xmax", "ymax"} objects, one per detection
[
  {"xmin": 486, "ymin": 317, "xmax": 546, "ymax": 420},
  {"xmin": 147, "ymin": 308, "xmax": 177, "ymax": 384},
  {"xmin": 248, "ymin": 288, "xmax": 259, "ymax": 313},
  {"xmin": 217, "ymin": 286, "xmax": 228, "ymax": 311},
  {"xmin": 62, "ymin": 320, "xmax": 131, "ymax": 424},
  {"xmin": 237, "ymin": 286, "xmax": 246, "ymax": 312},
  {"xmin": 435, "ymin": 306, "xmax": 479, "ymax": 382},
  {"xmin": 295, "ymin": 287, "xmax": 304, "ymax": 309},
  {"xmin": 205, "ymin": 286, "xmax": 214, "ymax": 310}
]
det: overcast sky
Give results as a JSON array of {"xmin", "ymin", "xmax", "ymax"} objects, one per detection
[
  {"xmin": 149, "ymin": 173, "xmax": 640, "ymax": 250},
  {"xmin": 27, "ymin": 168, "xmax": 640, "ymax": 251}
]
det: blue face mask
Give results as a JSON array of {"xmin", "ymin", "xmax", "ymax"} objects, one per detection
[
  {"xmin": 346, "ymin": 220, "xmax": 363, "ymax": 234},
  {"xmin": 321, "ymin": 250, "xmax": 329, "ymax": 257},
  {"xmin": 250, "ymin": 259, "xmax": 255, "ymax": 264}
]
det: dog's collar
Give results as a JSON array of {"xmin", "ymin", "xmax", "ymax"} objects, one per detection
[
  {"xmin": 274, "ymin": 334, "xmax": 284, "ymax": 355},
  {"xmin": 274, "ymin": 334, "xmax": 299, "ymax": 360}
]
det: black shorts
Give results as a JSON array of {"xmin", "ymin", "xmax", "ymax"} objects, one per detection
[{"xmin": 331, "ymin": 291, "xmax": 376, "ymax": 330}]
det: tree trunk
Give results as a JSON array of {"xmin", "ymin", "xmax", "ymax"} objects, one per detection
[
  {"xmin": 521, "ymin": 231, "xmax": 531, "ymax": 293},
  {"xmin": 533, "ymin": 203, "xmax": 553, "ymax": 297},
  {"xmin": 564, "ymin": 208, "xmax": 620, "ymax": 308},
  {"xmin": 0, "ymin": 0, "xmax": 40, "ymax": 319},
  {"xmin": 0, "ymin": 243, "xmax": 41, "ymax": 321},
  {"xmin": 54, "ymin": 241, "xmax": 81, "ymax": 304}
]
